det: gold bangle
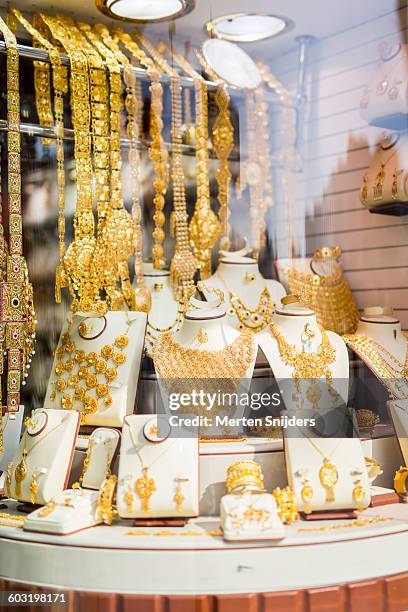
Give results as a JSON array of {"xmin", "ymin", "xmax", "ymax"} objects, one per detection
[
  {"xmin": 394, "ymin": 466, "xmax": 408, "ymax": 497},
  {"xmin": 226, "ymin": 460, "xmax": 265, "ymax": 493},
  {"xmin": 281, "ymin": 294, "xmax": 300, "ymax": 306},
  {"xmin": 97, "ymin": 474, "xmax": 118, "ymax": 525}
]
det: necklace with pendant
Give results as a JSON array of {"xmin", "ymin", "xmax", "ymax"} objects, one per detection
[
  {"xmin": 12, "ymin": 415, "xmax": 68, "ymax": 499},
  {"xmin": 125, "ymin": 419, "xmax": 179, "ymax": 515},
  {"xmin": 216, "ymin": 272, "xmax": 273, "ymax": 332},
  {"xmin": 50, "ymin": 315, "xmax": 131, "ymax": 423},
  {"xmin": 298, "ymin": 433, "xmax": 343, "ymax": 503}
]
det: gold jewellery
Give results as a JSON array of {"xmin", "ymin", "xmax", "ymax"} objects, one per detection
[
  {"xmin": 216, "ymin": 272, "xmax": 274, "ymax": 332},
  {"xmin": 12, "ymin": 415, "xmax": 68, "ymax": 499},
  {"xmin": 196, "ymin": 51, "xmax": 234, "ymax": 251},
  {"xmin": 152, "ymin": 329, "xmax": 255, "ymax": 380},
  {"xmin": 50, "ymin": 315, "xmax": 131, "ymax": 423},
  {"xmin": 97, "ymin": 474, "xmax": 118, "ymax": 525},
  {"xmin": 272, "ymin": 487, "xmax": 299, "ymax": 524},
  {"xmin": 297, "ymin": 435, "xmax": 343, "ymax": 504},
  {"xmin": 0, "ymin": 15, "xmax": 36, "ymax": 424},
  {"xmin": 136, "ymin": 33, "xmax": 198, "ymax": 297},
  {"xmin": 343, "ymin": 333, "xmax": 408, "ymax": 399},
  {"xmin": 298, "ymin": 515, "xmax": 392, "ymax": 532},
  {"xmin": 226, "ymin": 461, "xmax": 265, "ymax": 493},
  {"xmin": 113, "ymin": 29, "xmax": 169, "ymax": 271},
  {"xmin": 163, "ymin": 42, "xmax": 219, "ymax": 279},
  {"xmin": 394, "ymin": 466, "xmax": 408, "ymax": 500},
  {"xmin": 270, "ymin": 323, "xmax": 336, "ymax": 410}
]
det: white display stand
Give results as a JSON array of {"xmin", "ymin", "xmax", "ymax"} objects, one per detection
[
  {"xmin": 44, "ymin": 311, "xmax": 147, "ymax": 427},
  {"xmin": 81, "ymin": 428, "xmax": 120, "ymax": 491},
  {"xmin": 206, "ymin": 256, "xmax": 285, "ymax": 333},
  {"xmin": 0, "ymin": 405, "xmax": 24, "ymax": 474},
  {"xmin": 7, "ymin": 409, "xmax": 80, "ymax": 505},
  {"xmin": 388, "ymin": 399, "xmax": 408, "ymax": 465},
  {"xmin": 117, "ymin": 414, "xmax": 199, "ymax": 519},
  {"xmin": 284, "ymin": 413, "xmax": 371, "ymax": 513},
  {"xmin": 24, "ymin": 488, "xmax": 100, "ymax": 535},
  {"xmin": 220, "ymin": 491, "xmax": 284, "ymax": 541},
  {"xmin": 0, "ymin": 500, "xmax": 407, "ymax": 596},
  {"xmin": 258, "ymin": 302, "xmax": 349, "ymax": 411}
]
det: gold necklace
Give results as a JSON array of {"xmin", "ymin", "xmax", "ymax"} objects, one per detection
[
  {"xmin": 0, "ymin": 16, "xmax": 36, "ymax": 421},
  {"xmin": 125, "ymin": 419, "xmax": 178, "ymax": 514},
  {"xmin": 152, "ymin": 329, "xmax": 255, "ymax": 379},
  {"xmin": 196, "ymin": 51, "xmax": 234, "ymax": 251},
  {"xmin": 216, "ymin": 272, "xmax": 273, "ymax": 332},
  {"xmin": 113, "ymin": 29, "xmax": 169, "ymax": 271},
  {"xmin": 50, "ymin": 316, "xmax": 131, "ymax": 423},
  {"xmin": 297, "ymin": 432, "xmax": 343, "ymax": 503},
  {"xmin": 164, "ymin": 43, "xmax": 219, "ymax": 279},
  {"xmin": 12, "ymin": 416, "xmax": 68, "ymax": 499},
  {"xmin": 343, "ymin": 333, "xmax": 408, "ymax": 399},
  {"xmin": 11, "ymin": 10, "xmax": 68, "ymax": 304},
  {"xmin": 135, "ymin": 34, "xmax": 198, "ymax": 297},
  {"xmin": 298, "ymin": 515, "xmax": 391, "ymax": 532}
]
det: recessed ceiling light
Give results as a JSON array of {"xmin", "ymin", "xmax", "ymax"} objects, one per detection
[
  {"xmin": 95, "ymin": 0, "xmax": 195, "ymax": 23},
  {"xmin": 206, "ymin": 13, "xmax": 293, "ymax": 43}
]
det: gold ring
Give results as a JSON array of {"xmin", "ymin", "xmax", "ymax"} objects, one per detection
[
  {"xmin": 281, "ymin": 294, "xmax": 300, "ymax": 306},
  {"xmin": 394, "ymin": 466, "xmax": 408, "ymax": 497}
]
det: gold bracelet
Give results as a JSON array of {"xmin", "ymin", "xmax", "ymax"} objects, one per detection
[
  {"xmin": 97, "ymin": 474, "xmax": 118, "ymax": 525},
  {"xmin": 394, "ymin": 466, "xmax": 408, "ymax": 498},
  {"xmin": 195, "ymin": 51, "xmax": 234, "ymax": 251},
  {"xmin": 298, "ymin": 515, "xmax": 392, "ymax": 532},
  {"xmin": 162, "ymin": 43, "xmax": 219, "ymax": 279}
]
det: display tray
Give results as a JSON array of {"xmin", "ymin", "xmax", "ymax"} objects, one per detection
[{"xmin": 1, "ymin": 500, "xmax": 408, "ymax": 599}]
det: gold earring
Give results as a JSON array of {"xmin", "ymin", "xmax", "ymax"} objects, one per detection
[
  {"xmin": 197, "ymin": 329, "xmax": 208, "ymax": 344},
  {"xmin": 352, "ymin": 478, "xmax": 366, "ymax": 512},
  {"xmin": 30, "ymin": 472, "xmax": 40, "ymax": 505},
  {"xmin": 174, "ymin": 477, "xmax": 187, "ymax": 514},
  {"xmin": 301, "ymin": 477, "xmax": 313, "ymax": 515},
  {"xmin": 124, "ymin": 481, "xmax": 134, "ymax": 513},
  {"xmin": 245, "ymin": 272, "xmax": 256, "ymax": 283}
]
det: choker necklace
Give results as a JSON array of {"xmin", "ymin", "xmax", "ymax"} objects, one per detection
[
  {"xmin": 50, "ymin": 315, "xmax": 131, "ymax": 423},
  {"xmin": 216, "ymin": 272, "xmax": 273, "ymax": 332},
  {"xmin": 152, "ymin": 329, "xmax": 255, "ymax": 379}
]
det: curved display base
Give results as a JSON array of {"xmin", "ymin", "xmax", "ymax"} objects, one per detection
[
  {"xmin": 1, "ymin": 502, "xmax": 408, "ymax": 611},
  {"xmin": 1, "ymin": 574, "xmax": 408, "ymax": 611}
]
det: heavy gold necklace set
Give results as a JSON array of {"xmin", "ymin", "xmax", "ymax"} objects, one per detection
[
  {"xmin": 343, "ymin": 333, "xmax": 408, "ymax": 399},
  {"xmin": 50, "ymin": 316, "xmax": 130, "ymax": 423}
]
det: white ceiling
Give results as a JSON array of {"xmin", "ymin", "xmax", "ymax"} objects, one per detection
[{"xmin": 1, "ymin": 0, "xmax": 399, "ymax": 59}]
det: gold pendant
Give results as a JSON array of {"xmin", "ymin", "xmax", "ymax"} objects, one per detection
[
  {"xmin": 135, "ymin": 467, "xmax": 156, "ymax": 515},
  {"xmin": 319, "ymin": 458, "xmax": 338, "ymax": 502},
  {"xmin": 301, "ymin": 479, "xmax": 313, "ymax": 515},
  {"xmin": 124, "ymin": 484, "xmax": 134, "ymax": 513},
  {"xmin": 15, "ymin": 450, "xmax": 28, "ymax": 499}
]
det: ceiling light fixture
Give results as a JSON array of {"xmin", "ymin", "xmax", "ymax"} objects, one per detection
[
  {"xmin": 205, "ymin": 13, "xmax": 293, "ymax": 43},
  {"xmin": 95, "ymin": 0, "xmax": 195, "ymax": 23}
]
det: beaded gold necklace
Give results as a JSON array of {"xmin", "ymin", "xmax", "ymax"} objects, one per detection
[{"xmin": 50, "ymin": 316, "xmax": 130, "ymax": 423}]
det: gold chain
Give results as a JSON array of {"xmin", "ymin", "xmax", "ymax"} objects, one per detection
[
  {"xmin": 136, "ymin": 33, "xmax": 198, "ymax": 297},
  {"xmin": 164, "ymin": 43, "xmax": 219, "ymax": 278},
  {"xmin": 0, "ymin": 15, "xmax": 36, "ymax": 422},
  {"xmin": 12, "ymin": 10, "xmax": 68, "ymax": 303},
  {"xmin": 113, "ymin": 29, "xmax": 170, "ymax": 271},
  {"xmin": 298, "ymin": 515, "xmax": 391, "ymax": 532},
  {"xmin": 196, "ymin": 51, "xmax": 234, "ymax": 251},
  {"xmin": 216, "ymin": 272, "xmax": 273, "ymax": 332}
]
